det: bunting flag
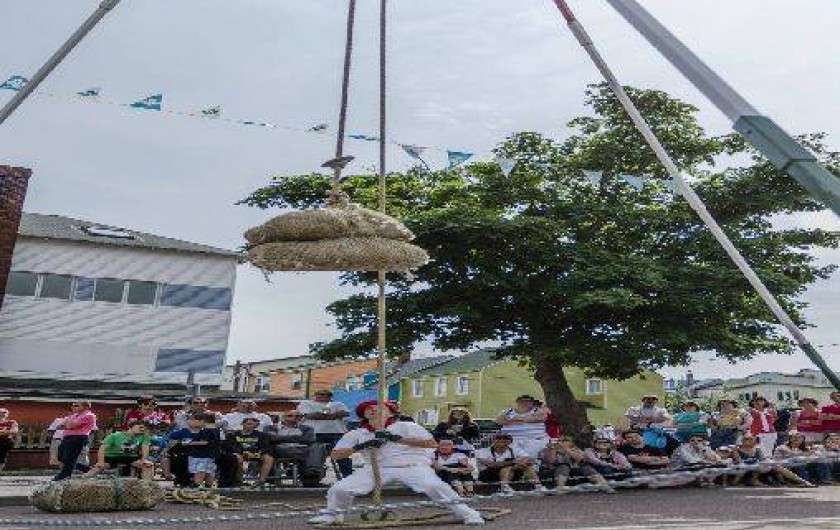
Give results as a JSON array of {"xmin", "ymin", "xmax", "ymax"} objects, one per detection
[
  {"xmin": 583, "ymin": 170, "xmax": 603, "ymax": 186},
  {"xmin": 447, "ymin": 150, "xmax": 473, "ymax": 169},
  {"xmin": 496, "ymin": 156, "xmax": 516, "ymax": 176},
  {"xmin": 621, "ymin": 174, "xmax": 645, "ymax": 191},
  {"xmin": 200, "ymin": 106, "xmax": 221, "ymax": 119},
  {"xmin": 307, "ymin": 123, "xmax": 329, "ymax": 133},
  {"xmin": 0, "ymin": 75, "xmax": 28, "ymax": 91},
  {"xmin": 77, "ymin": 87, "xmax": 101, "ymax": 98},
  {"xmin": 130, "ymin": 93, "xmax": 163, "ymax": 111},
  {"xmin": 400, "ymin": 144, "xmax": 427, "ymax": 160},
  {"xmin": 348, "ymin": 133, "xmax": 379, "ymax": 142}
]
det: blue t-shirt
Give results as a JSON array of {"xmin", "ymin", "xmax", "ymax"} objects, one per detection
[{"xmin": 169, "ymin": 428, "xmax": 219, "ymax": 459}]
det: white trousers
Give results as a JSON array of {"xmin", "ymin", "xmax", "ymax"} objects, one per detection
[
  {"xmin": 757, "ymin": 432, "xmax": 778, "ymax": 458},
  {"xmin": 326, "ymin": 466, "xmax": 481, "ymax": 521}
]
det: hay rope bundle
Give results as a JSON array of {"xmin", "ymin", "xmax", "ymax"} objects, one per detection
[
  {"xmin": 165, "ymin": 488, "xmax": 243, "ymax": 510},
  {"xmin": 30, "ymin": 478, "xmax": 164, "ymax": 513}
]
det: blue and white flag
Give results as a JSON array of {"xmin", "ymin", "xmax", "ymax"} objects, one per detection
[
  {"xmin": 77, "ymin": 87, "xmax": 101, "ymax": 98},
  {"xmin": 400, "ymin": 144, "xmax": 427, "ymax": 160},
  {"xmin": 447, "ymin": 150, "xmax": 473, "ymax": 169},
  {"xmin": 349, "ymin": 133, "xmax": 379, "ymax": 142},
  {"xmin": 307, "ymin": 123, "xmax": 329, "ymax": 133},
  {"xmin": 621, "ymin": 174, "xmax": 645, "ymax": 191},
  {"xmin": 200, "ymin": 106, "xmax": 221, "ymax": 118},
  {"xmin": 0, "ymin": 75, "xmax": 28, "ymax": 91},
  {"xmin": 495, "ymin": 156, "xmax": 516, "ymax": 176},
  {"xmin": 130, "ymin": 93, "xmax": 163, "ymax": 111},
  {"xmin": 583, "ymin": 170, "xmax": 603, "ymax": 186}
]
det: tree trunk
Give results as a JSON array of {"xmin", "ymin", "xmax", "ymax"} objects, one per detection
[{"xmin": 532, "ymin": 350, "xmax": 592, "ymax": 446}]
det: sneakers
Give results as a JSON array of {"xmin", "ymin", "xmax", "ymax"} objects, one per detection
[
  {"xmin": 533, "ymin": 484, "xmax": 549, "ymax": 493},
  {"xmin": 307, "ymin": 514, "xmax": 344, "ymax": 525},
  {"xmin": 463, "ymin": 516, "xmax": 485, "ymax": 525},
  {"xmin": 498, "ymin": 484, "xmax": 515, "ymax": 495}
]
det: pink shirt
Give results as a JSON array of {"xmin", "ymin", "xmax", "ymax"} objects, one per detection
[{"xmin": 62, "ymin": 411, "xmax": 97, "ymax": 436}]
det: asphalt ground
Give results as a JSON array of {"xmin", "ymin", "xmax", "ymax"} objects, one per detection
[{"xmin": 0, "ymin": 485, "xmax": 837, "ymax": 530}]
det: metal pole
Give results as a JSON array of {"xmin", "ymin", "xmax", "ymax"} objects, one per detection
[
  {"xmin": 0, "ymin": 0, "xmax": 122, "ymax": 127},
  {"xmin": 604, "ymin": 0, "xmax": 840, "ymax": 217},
  {"xmin": 551, "ymin": 0, "xmax": 840, "ymax": 390},
  {"xmin": 376, "ymin": 0, "xmax": 390, "ymax": 430}
]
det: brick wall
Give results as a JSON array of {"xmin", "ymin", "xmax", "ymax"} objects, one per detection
[
  {"xmin": 0, "ymin": 165, "xmax": 32, "ymax": 310},
  {"xmin": 270, "ymin": 359, "xmax": 378, "ymax": 397}
]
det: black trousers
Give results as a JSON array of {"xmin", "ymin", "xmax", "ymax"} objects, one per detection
[{"xmin": 54, "ymin": 435, "xmax": 88, "ymax": 480}]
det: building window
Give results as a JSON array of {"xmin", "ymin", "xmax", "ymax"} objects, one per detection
[
  {"xmin": 456, "ymin": 376, "xmax": 469, "ymax": 395},
  {"xmin": 777, "ymin": 391, "xmax": 784, "ymax": 402},
  {"xmin": 434, "ymin": 377, "xmax": 447, "ymax": 397},
  {"xmin": 38, "ymin": 274, "xmax": 73, "ymax": 300},
  {"xmin": 793, "ymin": 390, "xmax": 800, "ymax": 400},
  {"xmin": 586, "ymin": 379, "xmax": 603, "ymax": 396},
  {"xmin": 412, "ymin": 379, "xmax": 424, "ymax": 397},
  {"xmin": 346, "ymin": 375, "xmax": 363, "ymax": 391},
  {"xmin": 160, "ymin": 284, "xmax": 232, "ymax": 310},
  {"xmin": 126, "ymin": 280, "xmax": 157, "ymax": 305},
  {"xmin": 291, "ymin": 372, "xmax": 303, "ymax": 391},
  {"xmin": 254, "ymin": 376, "xmax": 270, "ymax": 393},
  {"xmin": 414, "ymin": 409, "xmax": 439, "ymax": 425},
  {"xmin": 74, "ymin": 277, "xmax": 95, "ymax": 301},
  {"xmin": 5, "ymin": 271, "xmax": 38, "ymax": 296},
  {"xmin": 94, "ymin": 278, "xmax": 125, "ymax": 303}
]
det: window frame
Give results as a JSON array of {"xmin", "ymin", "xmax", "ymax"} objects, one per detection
[
  {"xmin": 411, "ymin": 379, "xmax": 425, "ymax": 398},
  {"xmin": 585, "ymin": 378, "xmax": 604, "ymax": 396},
  {"xmin": 434, "ymin": 377, "xmax": 447, "ymax": 397},
  {"xmin": 290, "ymin": 372, "xmax": 303, "ymax": 391},
  {"xmin": 126, "ymin": 280, "xmax": 159, "ymax": 306},
  {"xmin": 455, "ymin": 375, "xmax": 470, "ymax": 396},
  {"xmin": 5, "ymin": 271, "xmax": 39, "ymax": 297},
  {"xmin": 93, "ymin": 277, "xmax": 127, "ymax": 304}
]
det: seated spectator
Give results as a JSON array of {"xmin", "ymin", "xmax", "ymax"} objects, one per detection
[
  {"xmin": 169, "ymin": 413, "xmax": 220, "ymax": 488},
  {"xmin": 820, "ymin": 391, "xmax": 840, "ymax": 434},
  {"xmin": 539, "ymin": 437, "xmax": 612, "ymax": 491},
  {"xmin": 710, "ymin": 399, "xmax": 751, "ymax": 449},
  {"xmin": 221, "ymin": 400, "xmax": 273, "ymax": 432},
  {"xmin": 749, "ymin": 397, "xmax": 778, "ymax": 458},
  {"xmin": 475, "ymin": 433, "xmax": 546, "ymax": 494},
  {"xmin": 671, "ymin": 434, "xmax": 724, "ymax": 486},
  {"xmin": 618, "ymin": 430, "xmax": 670, "ymax": 471},
  {"xmin": 673, "ymin": 402, "xmax": 711, "ymax": 443},
  {"xmin": 173, "ymin": 397, "xmax": 223, "ymax": 430},
  {"xmin": 812, "ymin": 433, "xmax": 840, "ymax": 484},
  {"xmin": 584, "ymin": 437, "xmax": 633, "ymax": 482},
  {"xmin": 227, "ymin": 417, "xmax": 274, "ymax": 486},
  {"xmin": 621, "ymin": 395, "xmax": 671, "ymax": 432},
  {"xmin": 733, "ymin": 433, "xmax": 811, "ymax": 487},
  {"xmin": 120, "ymin": 396, "xmax": 171, "ymax": 430},
  {"xmin": 790, "ymin": 398, "xmax": 823, "ymax": 444},
  {"xmin": 432, "ymin": 439, "xmax": 475, "ymax": 497},
  {"xmin": 0, "ymin": 408, "xmax": 19, "ymax": 474},
  {"xmin": 85, "ymin": 420, "xmax": 154, "ymax": 479},
  {"xmin": 271, "ymin": 409, "xmax": 325, "ymax": 487},
  {"xmin": 433, "ymin": 408, "xmax": 481, "ymax": 449},
  {"xmin": 495, "ymin": 395, "xmax": 550, "ymax": 459},
  {"xmin": 773, "ymin": 432, "xmax": 817, "ymax": 486}
]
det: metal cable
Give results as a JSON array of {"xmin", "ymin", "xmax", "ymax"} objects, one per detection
[{"xmin": 329, "ymin": 0, "xmax": 358, "ymax": 202}]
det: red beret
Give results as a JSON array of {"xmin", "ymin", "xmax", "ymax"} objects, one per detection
[{"xmin": 355, "ymin": 400, "xmax": 398, "ymax": 419}]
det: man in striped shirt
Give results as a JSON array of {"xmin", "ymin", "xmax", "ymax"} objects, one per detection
[{"xmin": 495, "ymin": 395, "xmax": 550, "ymax": 459}]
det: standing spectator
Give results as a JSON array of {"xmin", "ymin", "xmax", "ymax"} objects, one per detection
[
  {"xmin": 221, "ymin": 400, "xmax": 273, "ymax": 432},
  {"xmin": 773, "ymin": 432, "xmax": 817, "ymax": 486},
  {"xmin": 672, "ymin": 402, "xmax": 711, "ymax": 443},
  {"xmin": 85, "ymin": 420, "xmax": 153, "ymax": 480},
  {"xmin": 621, "ymin": 395, "xmax": 671, "ymax": 432},
  {"xmin": 618, "ymin": 430, "xmax": 670, "ymax": 471},
  {"xmin": 0, "ymin": 409, "xmax": 19, "ymax": 474},
  {"xmin": 749, "ymin": 397, "xmax": 778, "ymax": 457},
  {"xmin": 169, "ymin": 413, "xmax": 221, "ymax": 488},
  {"xmin": 538, "ymin": 437, "xmax": 612, "ymax": 491},
  {"xmin": 584, "ymin": 437, "xmax": 633, "ymax": 481},
  {"xmin": 173, "ymin": 397, "xmax": 222, "ymax": 430},
  {"xmin": 475, "ymin": 433, "xmax": 546, "ymax": 494},
  {"xmin": 432, "ymin": 408, "xmax": 480, "ymax": 453},
  {"xmin": 495, "ymin": 395, "xmax": 550, "ymax": 458},
  {"xmin": 271, "ymin": 409, "xmax": 326, "ymax": 487},
  {"xmin": 54, "ymin": 401, "xmax": 97, "ymax": 481},
  {"xmin": 790, "ymin": 398, "xmax": 823, "ymax": 443},
  {"xmin": 820, "ymin": 391, "xmax": 840, "ymax": 434},
  {"xmin": 227, "ymin": 417, "xmax": 274, "ymax": 486},
  {"xmin": 431, "ymin": 439, "xmax": 475, "ymax": 497},
  {"xmin": 297, "ymin": 390, "xmax": 352, "ymax": 478},
  {"xmin": 120, "ymin": 396, "xmax": 171, "ymax": 430},
  {"xmin": 710, "ymin": 399, "xmax": 751, "ymax": 449}
]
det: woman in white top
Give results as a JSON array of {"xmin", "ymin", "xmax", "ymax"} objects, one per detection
[{"xmin": 495, "ymin": 395, "xmax": 549, "ymax": 458}]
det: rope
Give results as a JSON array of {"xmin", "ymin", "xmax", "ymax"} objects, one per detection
[{"xmin": 328, "ymin": 0, "xmax": 357, "ymax": 205}]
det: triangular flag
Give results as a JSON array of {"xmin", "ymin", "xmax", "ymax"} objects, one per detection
[
  {"xmin": 495, "ymin": 156, "xmax": 516, "ymax": 176},
  {"xmin": 307, "ymin": 123, "xmax": 329, "ymax": 133},
  {"xmin": 130, "ymin": 93, "xmax": 163, "ymax": 111},
  {"xmin": 349, "ymin": 134, "xmax": 379, "ymax": 142},
  {"xmin": 621, "ymin": 174, "xmax": 645, "ymax": 191},
  {"xmin": 0, "ymin": 75, "xmax": 28, "ymax": 91},
  {"xmin": 583, "ymin": 170, "xmax": 603, "ymax": 186},
  {"xmin": 447, "ymin": 150, "xmax": 473, "ymax": 170},
  {"xmin": 76, "ymin": 87, "xmax": 101, "ymax": 98},
  {"xmin": 400, "ymin": 144, "xmax": 427, "ymax": 159},
  {"xmin": 200, "ymin": 105, "xmax": 221, "ymax": 118}
]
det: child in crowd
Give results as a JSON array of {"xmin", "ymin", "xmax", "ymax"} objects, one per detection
[
  {"xmin": 432, "ymin": 439, "xmax": 475, "ymax": 497},
  {"xmin": 539, "ymin": 437, "xmax": 612, "ymax": 491},
  {"xmin": 584, "ymin": 437, "xmax": 633, "ymax": 481},
  {"xmin": 85, "ymin": 420, "xmax": 153, "ymax": 479},
  {"xmin": 168, "ymin": 413, "xmax": 220, "ymax": 487}
]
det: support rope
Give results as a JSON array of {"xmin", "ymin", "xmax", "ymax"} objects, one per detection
[{"xmin": 327, "ymin": 0, "xmax": 357, "ymax": 205}]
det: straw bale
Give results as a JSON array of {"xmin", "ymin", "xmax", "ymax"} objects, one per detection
[
  {"xmin": 30, "ymin": 478, "xmax": 165, "ymax": 513},
  {"xmin": 247, "ymin": 237, "xmax": 429, "ymax": 272},
  {"xmin": 244, "ymin": 205, "xmax": 414, "ymax": 246}
]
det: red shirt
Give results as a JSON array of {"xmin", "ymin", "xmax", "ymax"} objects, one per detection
[
  {"xmin": 120, "ymin": 409, "xmax": 172, "ymax": 430},
  {"xmin": 821, "ymin": 403, "xmax": 840, "ymax": 433},
  {"xmin": 0, "ymin": 420, "xmax": 18, "ymax": 439},
  {"xmin": 749, "ymin": 409, "xmax": 777, "ymax": 435}
]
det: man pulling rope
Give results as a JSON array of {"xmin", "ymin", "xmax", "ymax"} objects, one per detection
[{"xmin": 307, "ymin": 400, "xmax": 485, "ymax": 526}]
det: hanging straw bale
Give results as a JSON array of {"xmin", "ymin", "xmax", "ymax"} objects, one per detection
[
  {"xmin": 244, "ymin": 205, "xmax": 414, "ymax": 247},
  {"xmin": 247, "ymin": 237, "xmax": 429, "ymax": 272},
  {"xmin": 30, "ymin": 478, "xmax": 165, "ymax": 513}
]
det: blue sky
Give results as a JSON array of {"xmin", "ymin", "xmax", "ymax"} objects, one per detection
[{"xmin": 2, "ymin": 0, "xmax": 838, "ymax": 379}]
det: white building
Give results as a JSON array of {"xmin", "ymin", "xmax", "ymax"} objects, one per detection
[
  {"xmin": 722, "ymin": 369, "xmax": 836, "ymax": 406},
  {"xmin": 0, "ymin": 213, "xmax": 238, "ymax": 386}
]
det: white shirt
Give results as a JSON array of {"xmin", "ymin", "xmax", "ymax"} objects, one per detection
[
  {"xmin": 498, "ymin": 408, "xmax": 548, "ymax": 441},
  {"xmin": 221, "ymin": 411, "xmax": 273, "ymax": 432},
  {"xmin": 298, "ymin": 400, "xmax": 350, "ymax": 434},
  {"xmin": 474, "ymin": 446, "xmax": 527, "ymax": 471},
  {"xmin": 434, "ymin": 451, "xmax": 469, "ymax": 468},
  {"xmin": 334, "ymin": 421, "xmax": 433, "ymax": 467},
  {"xmin": 47, "ymin": 418, "xmax": 65, "ymax": 440}
]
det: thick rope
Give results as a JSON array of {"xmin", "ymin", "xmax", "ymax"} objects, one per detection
[{"xmin": 329, "ymin": 0, "xmax": 357, "ymax": 204}]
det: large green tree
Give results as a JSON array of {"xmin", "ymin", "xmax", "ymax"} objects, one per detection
[{"xmin": 241, "ymin": 84, "xmax": 838, "ymax": 437}]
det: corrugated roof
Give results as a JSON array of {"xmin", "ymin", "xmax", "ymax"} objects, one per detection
[
  {"xmin": 18, "ymin": 212, "xmax": 238, "ymax": 257},
  {"xmin": 411, "ymin": 349, "xmax": 502, "ymax": 377},
  {"xmin": 384, "ymin": 356, "xmax": 455, "ymax": 385}
]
